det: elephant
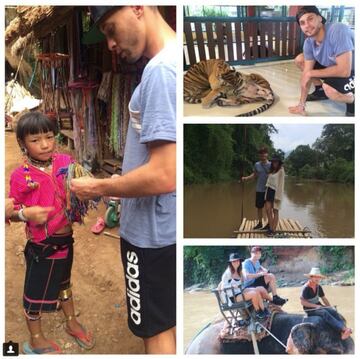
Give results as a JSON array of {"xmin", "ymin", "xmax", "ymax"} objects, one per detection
[{"xmin": 185, "ymin": 313, "xmax": 354, "ymax": 354}]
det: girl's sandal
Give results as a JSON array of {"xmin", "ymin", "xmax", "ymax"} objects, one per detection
[
  {"xmin": 23, "ymin": 334, "xmax": 62, "ymax": 354},
  {"xmin": 65, "ymin": 316, "xmax": 95, "ymax": 350}
]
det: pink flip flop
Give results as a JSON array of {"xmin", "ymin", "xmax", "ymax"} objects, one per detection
[
  {"xmin": 65, "ymin": 324, "xmax": 95, "ymax": 350},
  {"xmin": 91, "ymin": 217, "xmax": 105, "ymax": 234}
]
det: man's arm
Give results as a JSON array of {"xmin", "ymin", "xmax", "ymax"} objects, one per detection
[
  {"xmin": 320, "ymin": 295, "xmax": 331, "ymax": 307},
  {"xmin": 299, "ymin": 59, "xmax": 317, "ymax": 105},
  {"xmin": 309, "ymin": 51, "xmax": 352, "ymax": 79},
  {"xmin": 243, "ymin": 263, "xmax": 264, "ymax": 279},
  {"xmin": 289, "ymin": 59, "xmax": 315, "ymax": 115},
  {"xmin": 71, "ymin": 141, "xmax": 176, "ymax": 199},
  {"xmin": 300, "ymin": 296, "xmax": 322, "ymax": 309},
  {"xmin": 242, "ymin": 172, "xmax": 257, "ymax": 181}
]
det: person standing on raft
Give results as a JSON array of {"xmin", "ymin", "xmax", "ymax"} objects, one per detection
[
  {"xmin": 264, "ymin": 156, "xmax": 285, "ymax": 237},
  {"xmin": 241, "ymin": 147, "xmax": 271, "ymax": 231}
]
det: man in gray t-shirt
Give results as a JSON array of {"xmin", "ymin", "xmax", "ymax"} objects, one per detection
[
  {"xmin": 242, "ymin": 147, "xmax": 271, "ymax": 230},
  {"xmin": 289, "ymin": 6, "xmax": 355, "ymax": 117},
  {"xmin": 71, "ymin": 6, "xmax": 176, "ymax": 354}
]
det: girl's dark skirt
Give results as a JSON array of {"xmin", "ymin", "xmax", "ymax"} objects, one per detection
[{"xmin": 23, "ymin": 234, "xmax": 74, "ymax": 314}]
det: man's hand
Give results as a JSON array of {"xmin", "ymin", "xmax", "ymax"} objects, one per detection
[
  {"xmin": 23, "ymin": 206, "xmax": 54, "ymax": 224},
  {"xmin": 5, "ymin": 198, "xmax": 15, "ymax": 219},
  {"xmin": 289, "ymin": 104, "xmax": 307, "ymax": 116},
  {"xmin": 70, "ymin": 177, "xmax": 102, "ymax": 201}
]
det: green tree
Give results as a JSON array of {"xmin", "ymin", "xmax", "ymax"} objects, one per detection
[
  {"xmin": 184, "ymin": 124, "xmax": 276, "ymax": 184},
  {"xmin": 285, "ymin": 145, "xmax": 319, "ymax": 176},
  {"xmin": 313, "ymin": 124, "xmax": 354, "ymax": 162}
]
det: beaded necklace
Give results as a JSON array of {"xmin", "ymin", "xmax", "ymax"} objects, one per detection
[{"xmin": 27, "ymin": 156, "xmax": 53, "ymax": 169}]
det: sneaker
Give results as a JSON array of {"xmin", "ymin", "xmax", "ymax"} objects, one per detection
[
  {"xmin": 272, "ymin": 295, "xmax": 287, "ymax": 306},
  {"xmin": 255, "ymin": 310, "xmax": 266, "ymax": 320},
  {"xmin": 253, "ymin": 223, "xmax": 263, "ymax": 230},
  {"xmin": 266, "ymin": 229, "xmax": 274, "ymax": 237},
  {"xmin": 261, "ymin": 224, "xmax": 270, "ymax": 231},
  {"xmin": 306, "ymin": 88, "xmax": 328, "ymax": 101}
]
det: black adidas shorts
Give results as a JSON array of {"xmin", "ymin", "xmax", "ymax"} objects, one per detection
[
  {"xmin": 120, "ymin": 238, "xmax": 176, "ymax": 338},
  {"xmin": 255, "ymin": 191, "xmax": 266, "ymax": 209},
  {"xmin": 315, "ymin": 62, "xmax": 355, "ymax": 94}
]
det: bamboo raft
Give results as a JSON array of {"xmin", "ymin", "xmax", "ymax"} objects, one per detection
[{"xmin": 235, "ymin": 218, "xmax": 312, "ymax": 238}]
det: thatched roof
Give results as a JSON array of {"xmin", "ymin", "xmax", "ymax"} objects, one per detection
[{"xmin": 5, "ymin": 6, "xmax": 75, "ymax": 46}]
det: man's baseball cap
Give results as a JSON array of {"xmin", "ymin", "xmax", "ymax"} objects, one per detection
[
  {"xmin": 296, "ymin": 6, "xmax": 326, "ymax": 25},
  {"xmin": 251, "ymin": 246, "xmax": 262, "ymax": 253},
  {"xmin": 83, "ymin": 7, "xmax": 121, "ymax": 45},
  {"xmin": 89, "ymin": 6, "xmax": 122, "ymax": 26}
]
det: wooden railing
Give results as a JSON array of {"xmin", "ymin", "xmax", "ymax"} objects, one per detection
[{"xmin": 184, "ymin": 16, "xmax": 303, "ymax": 68}]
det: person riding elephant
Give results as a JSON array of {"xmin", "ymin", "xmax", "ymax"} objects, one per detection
[
  {"xmin": 242, "ymin": 246, "xmax": 287, "ymax": 305},
  {"xmin": 301, "ymin": 267, "xmax": 352, "ymax": 340}
]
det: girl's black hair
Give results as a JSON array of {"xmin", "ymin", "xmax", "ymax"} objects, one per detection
[
  {"xmin": 16, "ymin": 111, "xmax": 59, "ymax": 143},
  {"xmin": 270, "ymin": 161, "xmax": 283, "ymax": 173}
]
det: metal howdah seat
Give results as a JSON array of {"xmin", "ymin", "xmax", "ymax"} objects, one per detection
[{"xmin": 212, "ymin": 283, "xmax": 254, "ymax": 329}]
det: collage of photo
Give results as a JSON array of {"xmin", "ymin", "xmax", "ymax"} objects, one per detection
[{"xmin": 2, "ymin": 3, "xmax": 356, "ymax": 357}]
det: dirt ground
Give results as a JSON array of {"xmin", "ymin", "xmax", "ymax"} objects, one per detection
[{"xmin": 4, "ymin": 131, "xmax": 144, "ymax": 354}]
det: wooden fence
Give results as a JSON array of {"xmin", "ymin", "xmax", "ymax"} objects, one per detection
[{"xmin": 184, "ymin": 16, "xmax": 303, "ymax": 69}]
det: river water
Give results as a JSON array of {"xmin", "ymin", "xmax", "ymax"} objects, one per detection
[
  {"xmin": 184, "ymin": 178, "xmax": 354, "ymax": 238},
  {"xmin": 183, "ymin": 286, "xmax": 355, "ymax": 351}
]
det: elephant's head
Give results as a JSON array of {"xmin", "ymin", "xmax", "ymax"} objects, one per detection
[
  {"xmin": 286, "ymin": 323, "xmax": 317, "ymax": 354},
  {"xmin": 286, "ymin": 322, "xmax": 354, "ymax": 354}
]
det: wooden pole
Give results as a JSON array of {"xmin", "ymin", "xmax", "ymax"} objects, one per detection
[{"xmin": 250, "ymin": 331, "xmax": 260, "ymax": 354}]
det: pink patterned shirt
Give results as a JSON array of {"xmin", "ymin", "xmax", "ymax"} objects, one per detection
[{"xmin": 9, "ymin": 153, "xmax": 74, "ymax": 258}]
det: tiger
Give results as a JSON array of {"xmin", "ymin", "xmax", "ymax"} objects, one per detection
[{"xmin": 184, "ymin": 59, "xmax": 275, "ymax": 117}]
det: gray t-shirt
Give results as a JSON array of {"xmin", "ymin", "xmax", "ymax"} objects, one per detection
[
  {"xmin": 303, "ymin": 23, "xmax": 354, "ymax": 71},
  {"xmin": 119, "ymin": 42, "xmax": 176, "ymax": 249},
  {"xmin": 254, "ymin": 161, "xmax": 271, "ymax": 192}
]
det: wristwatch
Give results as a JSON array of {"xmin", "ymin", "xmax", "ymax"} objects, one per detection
[{"xmin": 18, "ymin": 208, "xmax": 28, "ymax": 222}]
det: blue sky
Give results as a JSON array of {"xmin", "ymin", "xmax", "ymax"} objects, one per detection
[{"xmin": 271, "ymin": 124, "xmax": 324, "ymax": 153}]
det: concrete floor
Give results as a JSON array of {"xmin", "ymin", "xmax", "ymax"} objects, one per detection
[{"xmin": 183, "ymin": 60, "xmax": 346, "ymax": 117}]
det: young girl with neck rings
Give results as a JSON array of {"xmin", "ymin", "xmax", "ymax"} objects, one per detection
[{"xmin": 9, "ymin": 112, "xmax": 95, "ymax": 354}]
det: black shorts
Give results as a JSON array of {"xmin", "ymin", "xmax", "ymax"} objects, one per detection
[
  {"xmin": 23, "ymin": 234, "xmax": 74, "ymax": 313},
  {"xmin": 315, "ymin": 61, "xmax": 355, "ymax": 94},
  {"xmin": 120, "ymin": 238, "xmax": 176, "ymax": 338},
  {"xmin": 265, "ymin": 187, "xmax": 275, "ymax": 202},
  {"xmin": 246, "ymin": 276, "xmax": 269, "ymax": 290},
  {"xmin": 255, "ymin": 192, "xmax": 265, "ymax": 209}
]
